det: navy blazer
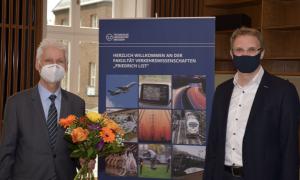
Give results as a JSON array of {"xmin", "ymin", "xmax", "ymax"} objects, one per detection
[
  {"xmin": 0, "ymin": 86, "xmax": 85, "ymax": 180},
  {"xmin": 204, "ymin": 71, "xmax": 300, "ymax": 180}
]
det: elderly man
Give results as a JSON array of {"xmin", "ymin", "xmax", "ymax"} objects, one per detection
[{"xmin": 0, "ymin": 39, "xmax": 85, "ymax": 180}]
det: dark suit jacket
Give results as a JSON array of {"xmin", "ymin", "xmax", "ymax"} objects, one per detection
[
  {"xmin": 204, "ymin": 71, "xmax": 300, "ymax": 180},
  {"xmin": 0, "ymin": 86, "xmax": 85, "ymax": 180}
]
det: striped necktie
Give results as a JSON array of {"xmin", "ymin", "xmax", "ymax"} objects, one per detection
[{"xmin": 47, "ymin": 94, "xmax": 57, "ymax": 149}]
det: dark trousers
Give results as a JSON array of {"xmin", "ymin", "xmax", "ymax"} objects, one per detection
[{"xmin": 223, "ymin": 170, "xmax": 244, "ymax": 180}]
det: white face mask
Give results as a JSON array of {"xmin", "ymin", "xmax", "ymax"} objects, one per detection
[{"xmin": 40, "ymin": 64, "xmax": 65, "ymax": 83}]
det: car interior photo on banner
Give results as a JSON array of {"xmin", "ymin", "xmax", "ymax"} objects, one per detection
[{"xmin": 139, "ymin": 75, "xmax": 172, "ymax": 109}]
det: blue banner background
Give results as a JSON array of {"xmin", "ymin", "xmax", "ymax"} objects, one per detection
[{"xmin": 99, "ymin": 18, "xmax": 215, "ymax": 180}]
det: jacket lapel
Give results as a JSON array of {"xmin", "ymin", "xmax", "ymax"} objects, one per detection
[
  {"xmin": 242, "ymin": 71, "xmax": 271, "ymax": 159},
  {"xmin": 57, "ymin": 89, "xmax": 70, "ymax": 142},
  {"xmin": 245, "ymin": 72, "xmax": 271, "ymax": 130},
  {"xmin": 60, "ymin": 89, "xmax": 70, "ymax": 119},
  {"xmin": 31, "ymin": 87, "xmax": 72, "ymax": 150},
  {"xmin": 31, "ymin": 86, "xmax": 52, "ymax": 148}
]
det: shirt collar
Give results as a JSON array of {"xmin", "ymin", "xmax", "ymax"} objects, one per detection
[
  {"xmin": 38, "ymin": 83, "xmax": 62, "ymax": 102},
  {"xmin": 233, "ymin": 66, "xmax": 264, "ymax": 88}
]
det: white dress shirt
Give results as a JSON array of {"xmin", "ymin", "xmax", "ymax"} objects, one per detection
[{"xmin": 224, "ymin": 66, "xmax": 264, "ymax": 166}]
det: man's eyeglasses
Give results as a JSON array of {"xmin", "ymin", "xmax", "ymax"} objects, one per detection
[{"xmin": 232, "ymin": 47, "xmax": 262, "ymax": 56}]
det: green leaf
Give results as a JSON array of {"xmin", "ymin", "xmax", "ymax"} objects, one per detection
[
  {"xmin": 70, "ymin": 149, "xmax": 83, "ymax": 158},
  {"xmin": 87, "ymin": 147, "xmax": 95, "ymax": 158}
]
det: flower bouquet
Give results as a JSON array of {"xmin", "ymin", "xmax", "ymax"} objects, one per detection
[{"xmin": 59, "ymin": 112, "xmax": 124, "ymax": 180}]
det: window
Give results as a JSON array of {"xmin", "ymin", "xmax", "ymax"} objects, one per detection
[
  {"xmin": 46, "ymin": 0, "xmax": 113, "ymax": 176},
  {"xmin": 48, "ymin": 0, "xmax": 70, "ymax": 26},
  {"xmin": 46, "ymin": 0, "xmax": 112, "ymax": 111},
  {"xmin": 45, "ymin": 0, "xmax": 151, "ymax": 110},
  {"xmin": 89, "ymin": 62, "xmax": 96, "ymax": 87},
  {"xmin": 45, "ymin": 0, "xmax": 151, "ymax": 176},
  {"xmin": 80, "ymin": 0, "xmax": 112, "ymax": 28},
  {"xmin": 90, "ymin": 14, "xmax": 98, "ymax": 28},
  {"xmin": 61, "ymin": 18, "xmax": 68, "ymax": 25}
]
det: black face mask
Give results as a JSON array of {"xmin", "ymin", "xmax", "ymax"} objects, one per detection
[{"xmin": 233, "ymin": 53, "xmax": 261, "ymax": 73}]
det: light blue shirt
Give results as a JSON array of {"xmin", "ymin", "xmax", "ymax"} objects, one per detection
[{"xmin": 38, "ymin": 83, "xmax": 62, "ymax": 121}]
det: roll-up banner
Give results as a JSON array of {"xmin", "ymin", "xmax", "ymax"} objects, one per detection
[{"xmin": 99, "ymin": 17, "xmax": 215, "ymax": 180}]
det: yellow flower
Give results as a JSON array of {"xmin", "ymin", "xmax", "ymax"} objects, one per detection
[
  {"xmin": 71, "ymin": 127, "xmax": 89, "ymax": 143},
  {"xmin": 100, "ymin": 127, "xmax": 116, "ymax": 143},
  {"xmin": 86, "ymin": 112, "xmax": 102, "ymax": 123}
]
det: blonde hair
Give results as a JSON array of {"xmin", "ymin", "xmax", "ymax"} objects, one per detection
[
  {"xmin": 36, "ymin": 39, "xmax": 68, "ymax": 63},
  {"xmin": 230, "ymin": 27, "xmax": 264, "ymax": 49}
]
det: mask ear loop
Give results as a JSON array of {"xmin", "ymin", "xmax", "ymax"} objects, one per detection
[{"xmin": 258, "ymin": 48, "xmax": 264, "ymax": 60}]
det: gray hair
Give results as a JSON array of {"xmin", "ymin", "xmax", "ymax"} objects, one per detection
[{"xmin": 36, "ymin": 39, "xmax": 68, "ymax": 63}]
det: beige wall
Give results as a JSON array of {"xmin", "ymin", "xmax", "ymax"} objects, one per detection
[
  {"xmin": 54, "ymin": 2, "xmax": 112, "ymax": 27},
  {"xmin": 54, "ymin": 2, "xmax": 112, "ymax": 110},
  {"xmin": 54, "ymin": 9, "xmax": 69, "ymax": 25},
  {"xmin": 79, "ymin": 42, "xmax": 99, "ymax": 110},
  {"xmin": 80, "ymin": 2, "xmax": 112, "ymax": 27}
]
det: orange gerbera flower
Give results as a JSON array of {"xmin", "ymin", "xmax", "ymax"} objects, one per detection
[
  {"xmin": 59, "ymin": 114, "xmax": 76, "ymax": 128},
  {"xmin": 103, "ymin": 119, "xmax": 116, "ymax": 129},
  {"xmin": 102, "ymin": 118, "xmax": 125, "ymax": 136},
  {"xmin": 100, "ymin": 127, "xmax": 115, "ymax": 143},
  {"xmin": 106, "ymin": 120, "xmax": 118, "ymax": 130},
  {"xmin": 71, "ymin": 127, "xmax": 89, "ymax": 143}
]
